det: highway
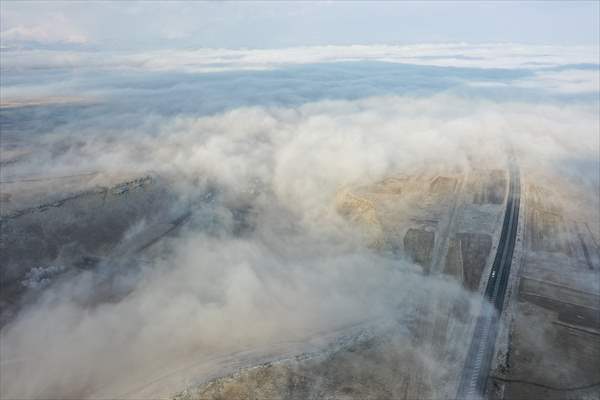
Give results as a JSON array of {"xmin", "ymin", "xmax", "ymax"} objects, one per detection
[{"xmin": 456, "ymin": 163, "xmax": 521, "ymax": 400}]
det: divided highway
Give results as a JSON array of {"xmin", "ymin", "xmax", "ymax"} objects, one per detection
[{"xmin": 456, "ymin": 163, "xmax": 521, "ymax": 399}]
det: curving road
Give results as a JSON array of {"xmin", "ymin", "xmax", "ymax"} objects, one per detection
[{"xmin": 456, "ymin": 163, "xmax": 521, "ymax": 400}]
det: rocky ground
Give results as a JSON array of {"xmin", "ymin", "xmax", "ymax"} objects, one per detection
[{"xmin": 0, "ymin": 171, "xmax": 180, "ymax": 325}]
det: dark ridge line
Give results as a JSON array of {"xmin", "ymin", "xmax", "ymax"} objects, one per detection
[
  {"xmin": 135, "ymin": 211, "xmax": 192, "ymax": 252},
  {"xmin": 0, "ymin": 171, "xmax": 98, "ymax": 184},
  {"xmin": 0, "ymin": 176, "xmax": 153, "ymax": 220}
]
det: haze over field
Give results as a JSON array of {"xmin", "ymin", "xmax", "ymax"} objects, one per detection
[{"xmin": 1, "ymin": 2, "xmax": 599, "ymax": 399}]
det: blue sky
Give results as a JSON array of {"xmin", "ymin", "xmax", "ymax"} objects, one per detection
[{"xmin": 1, "ymin": 1, "xmax": 599, "ymax": 50}]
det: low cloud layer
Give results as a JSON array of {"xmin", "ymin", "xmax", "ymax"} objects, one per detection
[
  {"xmin": 1, "ymin": 45, "xmax": 598, "ymax": 398},
  {"xmin": 2, "ymin": 43, "xmax": 598, "ymax": 73},
  {"xmin": 5, "ymin": 95, "xmax": 598, "ymax": 195}
]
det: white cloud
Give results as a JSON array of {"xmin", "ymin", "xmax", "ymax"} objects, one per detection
[
  {"xmin": 1, "ymin": 43, "xmax": 598, "ymax": 72},
  {"xmin": 514, "ymin": 69, "xmax": 600, "ymax": 94}
]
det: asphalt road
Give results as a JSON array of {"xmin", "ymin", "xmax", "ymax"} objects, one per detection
[{"xmin": 456, "ymin": 163, "xmax": 521, "ymax": 399}]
